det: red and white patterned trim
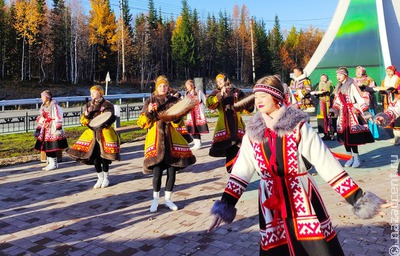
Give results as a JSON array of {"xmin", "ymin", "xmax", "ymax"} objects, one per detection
[
  {"xmin": 260, "ymin": 221, "xmax": 287, "ymax": 250},
  {"xmin": 224, "ymin": 174, "xmax": 249, "ymax": 199},
  {"xmin": 328, "ymin": 171, "xmax": 359, "ymax": 198}
]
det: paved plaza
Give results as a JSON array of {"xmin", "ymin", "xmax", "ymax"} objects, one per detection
[{"xmin": 0, "ymin": 116, "xmax": 399, "ymax": 256}]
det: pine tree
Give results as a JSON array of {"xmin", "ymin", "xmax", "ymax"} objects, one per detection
[
  {"xmin": 253, "ymin": 19, "xmax": 271, "ymax": 80},
  {"xmin": 2, "ymin": 2, "xmax": 20, "ymax": 79},
  {"xmin": 171, "ymin": 0, "xmax": 196, "ymax": 79},
  {"xmin": 0, "ymin": 0, "xmax": 6, "ymax": 78},
  {"xmin": 215, "ymin": 11, "xmax": 231, "ymax": 75},
  {"xmin": 203, "ymin": 14, "xmax": 217, "ymax": 78},
  {"xmin": 121, "ymin": 0, "xmax": 133, "ymax": 37},
  {"xmin": 268, "ymin": 15, "xmax": 284, "ymax": 78}
]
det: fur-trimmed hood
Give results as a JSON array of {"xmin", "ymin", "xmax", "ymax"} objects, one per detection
[
  {"xmin": 247, "ymin": 105, "xmax": 309, "ymax": 142},
  {"xmin": 336, "ymin": 77, "xmax": 354, "ymax": 94}
]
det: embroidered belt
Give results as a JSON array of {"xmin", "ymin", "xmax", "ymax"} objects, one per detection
[{"xmin": 262, "ymin": 172, "xmax": 308, "ymax": 225}]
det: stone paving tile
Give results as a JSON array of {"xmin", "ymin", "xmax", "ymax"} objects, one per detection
[{"xmin": 0, "ymin": 117, "xmax": 398, "ymax": 255}]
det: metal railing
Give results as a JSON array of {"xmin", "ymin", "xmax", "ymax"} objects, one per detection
[
  {"xmin": 0, "ymin": 93, "xmax": 151, "ymax": 111},
  {"xmin": 0, "ymin": 89, "xmax": 252, "ymax": 134},
  {"xmin": 0, "ymin": 103, "xmax": 144, "ymax": 134}
]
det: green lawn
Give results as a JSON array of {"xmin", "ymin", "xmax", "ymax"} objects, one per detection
[
  {"xmin": 0, "ymin": 120, "xmax": 146, "ymax": 159},
  {"xmin": 0, "ymin": 111, "xmax": 245, "ymax": 160}
]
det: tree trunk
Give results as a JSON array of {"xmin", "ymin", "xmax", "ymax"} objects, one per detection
[
  {"xmin": 21, "ymin": 36, "xmax": 25, "ymax": 81},
  {"xmin": 28, "ymin": 44, "xmax": 31, "ymax": 80}
]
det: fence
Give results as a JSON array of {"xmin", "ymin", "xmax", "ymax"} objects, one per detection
[
  {"xmin": 0, "ymin": 103, "xmax": 144, "ymax": 134},
  {"xmin": 0, "ymin": 89, "xmax": 252, "ymax": 134},
  {"xmin": 0, "ymin": 93, "xmax": 150, "ymax": 111}
]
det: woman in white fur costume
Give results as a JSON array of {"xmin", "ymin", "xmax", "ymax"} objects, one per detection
[
  {"xmin": 208, "ymin": 75, "xmax": 386, "ymax": 256},
  {"xmin": 34, "ymin": 90, "xmax": 68, "ymax": 171},
  {"xmin": 330, "ymin": 67, "xmax": 374, "ymax": 168}
]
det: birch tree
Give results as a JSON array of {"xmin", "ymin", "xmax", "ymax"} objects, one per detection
[{"xmin": 14, "ymin": 0, "xmax": 42, "ymax": 81}]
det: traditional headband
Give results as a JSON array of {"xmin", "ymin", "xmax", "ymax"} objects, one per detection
[
  {"xmin": 41, "ymin": 91, "xmax": 52, "ymax": 99},
  {"xmin": 90, "ymin": 85, "xmax": 104, "ymax": 96},
  {"xmin": 253, "ymin": 84, "xmax": 284, "ymax": 102},
  {"xmin": 336, "ymin": 68, "xmax": 349, "ymax": 76},
  {"xmin": 215, "ymin": 74, "xmax": 225, "ymax": 82},
  {"xmin": 356, "ymin": 66, "xmax": 366, "ymax": 72},
  {"xmin": 156, "ymin": 78, "xmax": 169, "ymax": 87}
]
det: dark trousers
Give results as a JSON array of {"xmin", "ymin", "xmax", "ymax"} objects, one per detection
[{"xmin": 153, "ymin": 166, "xmax": 176, "ymax": 192}]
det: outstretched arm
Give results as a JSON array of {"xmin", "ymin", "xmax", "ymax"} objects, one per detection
[
  {"xmin": 208, "ymin": 134, "xmax": 257, "ymax": 232},
  {"xmin": 299, "ymin": 122, "xmax": 386, "ymax": 218}
]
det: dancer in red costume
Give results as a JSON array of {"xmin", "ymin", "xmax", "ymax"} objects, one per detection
[{"xmin": 209, "ymin": 75, "xmax": 387, "ymax": 256}]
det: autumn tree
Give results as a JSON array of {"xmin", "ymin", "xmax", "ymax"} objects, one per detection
[
  {"xmin": 0, "ymin": 0, "xmax": 326, "ymax": 87},
  {"xmin": 285, "ymin": 26, "xmax": 300, "ymax": 67},
  {"xmin": 88, "ymin": 0, "xmax": 118, "ymax": 82},
  {"xmin": 237, "ymin": 5, "xmax": 251, "ymax": 83},
  {"xmin": 26, "ymin": 0, "xmax": 48, "ymax": 81},
  {"xmin": 14, "ymin": 0, "xmax": 43, "ymax": 81},
  {"xmin": 298, "ymin": 26, "xmax": 323, "ymax": 68},
  {"xmin": 279, "ymin": 45, "xmax": 295, "ymax": 81}
]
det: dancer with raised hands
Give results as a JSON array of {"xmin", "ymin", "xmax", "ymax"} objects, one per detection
[
  {"xmin": 206, "ymin": 73, "xmax": 253, "ymax": 172},
  {"xmin": 137, "ymin": 75, "xmax": 196, "ymax": 212}
]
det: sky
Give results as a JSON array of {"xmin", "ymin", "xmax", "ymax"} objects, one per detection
[{"xmin": 103, "ymin": 0, "xmax": 339, "ymax": 31}]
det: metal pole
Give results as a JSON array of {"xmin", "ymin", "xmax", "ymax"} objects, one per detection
[
  {"xmin": 126, "ymin": 103, "xmax": 129, "ymax": 121},
  {"xmin": 250, "ymin": 18, "xmax": 256, "ymax": 83},
  {"xmin": 120, "ymin": 0, "xmax": 126, "ymax": 81},
  {"xmin": 25, "ymin": 111, "xmax": 28, "ymax": 133}
]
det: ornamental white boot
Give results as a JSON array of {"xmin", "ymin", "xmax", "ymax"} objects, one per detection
[
  {"xmin": 164, "ymin": 191, "xmax": 178, "ymax": 211},
  {"xmin": 344, "ymin": 156, "xmax": 354, "ymax": 167},
  {"xmin": 150, "ymin": 191, "xmax": 160, "ymax": 213},
  {"xmin": 190, "ymin": 139, "xmax": 202, "ymax": 150},
  {"xmin": 352, "ymin": 153, "xmax": 361, "ymax": 168},
  {"xmin": 45, "ymin": 157, "xmax": 58, "ymax": 171},
  {"xmin": 42, "ymin": 157, "xmax": 51, "ymax": 171},
  {"xmin": 101, "ymin": 172, "xmax": 109, "ymax": 188},
  {"xmin": 93, "ymin": 172, "xmax": 104, "ymax": 189},
  {"xmin": 394, "ymin": 130, "xmax": 400, "ymax": 145}
]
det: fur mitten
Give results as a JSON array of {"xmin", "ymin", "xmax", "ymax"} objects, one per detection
[
  {"xmin": 211, "ymin": 200, "xmax": 237, "ymax": 224},
  {"xmin": 352, "ymin": 191, "xmax": 385, "ymax": 219}
]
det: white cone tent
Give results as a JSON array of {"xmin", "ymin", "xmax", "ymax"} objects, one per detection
[{"xmin": 305, "ymin": 0, "xmax": 400, "ymax": 85}]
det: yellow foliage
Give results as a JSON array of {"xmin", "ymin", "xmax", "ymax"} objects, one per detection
[
  {"xmin": 14, "ymin": 0, "xmax": 43, "ymax": 44},
  {"xmin": 88, "ymin": 0, "xmax": 118, "ymax": 51},
  {"xmin": 172, "ymin": 16, "xmax": 182, "ymax": 36}
]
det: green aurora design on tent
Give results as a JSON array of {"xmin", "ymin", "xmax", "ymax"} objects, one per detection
[{"xmin": 305, "ymin": 0, "xmax": 400, "ymax": 84}]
